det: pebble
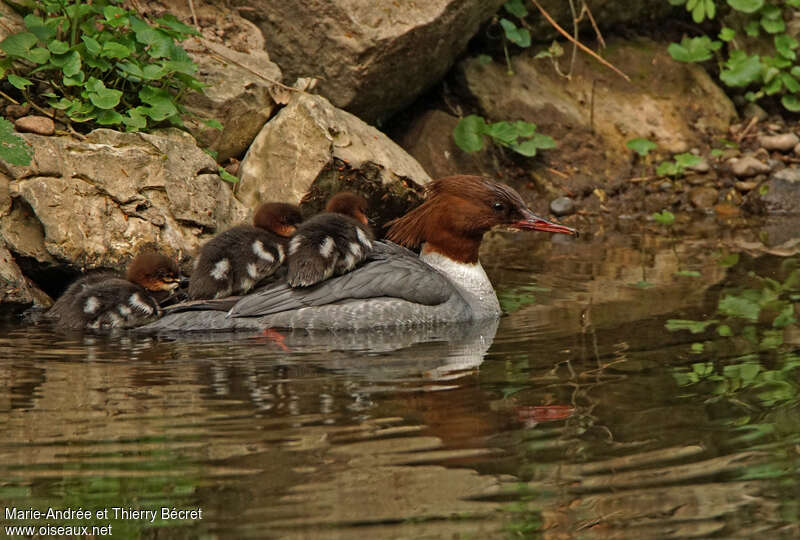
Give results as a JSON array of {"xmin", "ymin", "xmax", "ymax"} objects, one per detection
[
  {"xmin": 734, "ymin": 180, "xmax": 758, "ymax": 192},
  {"xmin": 742, "ymin": 102, "xmax": 768, "ymax": 121},
  {"xmin": 687, "ymin": 157, "xmax": 710, "ymax": 173},
  {"xmin": 689, "ymin": 186, "xmax": 718, "ymax": 209},
  {"xmin": 794, "ymin": 142, "xmax": 800, "ymax": 156},
  {"xmin": 758, "ymin": 132, "xmax": 799, "ymax": 152},
  {"xmin": 14, "ymin": 115, "xmax": 55, "ymax": 136},
  {"xmin": 713, "ymin": 203, "xmax": 740, "ymax": 216},
  {"xmin": 549, "ymin": 196, "xmax": 575, "ymax": 216},
  {"xmin": 772, "ymin": 167, "xmax": 800, "ymax": 183},
  {"xmin": 729, "ymin": 155, "xmax": 771, "ymax": 178},
  {"xmin": 5, "ymin": 103, "xmax": 30, "ymax": 118}
]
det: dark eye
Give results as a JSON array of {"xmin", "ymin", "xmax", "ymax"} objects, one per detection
[{"xmin": 492, "ymin": 202, "xmax": 506, "ymax": 212}]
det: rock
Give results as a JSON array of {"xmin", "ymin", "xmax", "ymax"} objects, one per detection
[
  {"xmin": 734, "ymin": 180, "xmax": 758, "ymax": 192},
  {"xmin": 741, "ymin": 102, "xmax": 768, "ymax": 122},
  {"xmin": 0, "ymin": 128, "xmax": 249, "ymax": 272},
  {"xmin": 729, "ymin": 155, "xmax": 771, "ymax": 178},
  {"xmin": 182, "ymin": 37, "xmax": 283, "ymax": 162},
  {"xmin": 658, "ymin": 181, "xmax": 673, "ymax": 192},
  {"xmin": 758, "ymin": 132, "xmax": 799, "ymax": 152},
  {"xmin": 687, "ymin": 158, "xmax": 710, "ymax": 173},
  {"xmin": 0, "ymin": 241, "xmax": 51, "ymax": 309},
  {"xmin": 236, "ymin": 0, "xmax": 506, "ymax": 123},
  {"xmin": 744, "ymin": 167, "xmax": 800, "ymax": 214},
  {"xmin": 237, "ymin": 93, "xmax": 430, "ymax": 223},
  {"xmin": 393, "ymin": 109, "xmax": 488, "ymax": 179},
  {"xmin": 5, "ymin": 103, "xmax": 30, "ymax": 118},
  {"xmin": 795, "ymin": 142, "xmax": 800, "ymax": 156},
  {"xmin": 14, "ymin": 116, "xmax": 55, "ymax": 136},
  {"xmin": 460, "ymin": 38, "xmax": 737, "ymax": 183},
  {"xmin": 689, "ymin": 186, "xmax": 718, "ymax": 209},
  {"xmin": 713, "ymin": 203, "xmax": 740, "ymax": 217},
  {"xmin": 549, "ymin": 196, "xmax": 575, "ymax": 216}
]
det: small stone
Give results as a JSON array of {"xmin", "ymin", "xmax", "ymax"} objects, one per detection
[
  {"xmin": 723, "ymin": 187, "xmax": 743, "ymax": 206},
  {"xmin": 658, "ymin": 181, "xmax": 672, "ymax": 192},
  {"xmin": 687, "ymin": 157, "xmax": 710, "ymax": 173},
  {"xmin": 689, "ymin": 186, "xmax": 718, "ymax": 209},
  {"xmin": 14, "ymin": 115, "xmax": 55, "ymax": 136},
  {"xmin": 742, "ymin": 102, "xmax": 768, "ymax": 122},
  {"xmin": 773, "ymin": 167, "xmax": 800, "ymax": 184},
  {"xmin": 5, "ymin": 103, "xmax": 30, "ymax": 118},
  {"xmin": 549, "ymin": 196, "xmax": 575, "ymax": 216},
  {"xmin": 758, "ymin": 132, "xmax": 800, "ymax": 152},
  {"xmin": 714, "ymin": 203, "xmax": 740, "ymax": 216},
  {"xmin": 734, "ymin": 180, "xmax": 758, "ymax": 192},
  {"xmin": 729, "ymin": 155, "xmax": 771, "ymax": 178},
  {"xmin": 794, "ymin": 142, "xmax": 800, "ymax": 156}
]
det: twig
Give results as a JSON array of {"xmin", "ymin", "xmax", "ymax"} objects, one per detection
[
  {"xmin": 628, "ymin": 175, "xmax": 658, "ymax": 182},
  {"xmin": 188, "ymin": 0, "xmax": 199, "ymax": 31},
  {"xmin": 529, "ymin": 0, "xmax": 631, "ymax": 82},
  {"xmin": 0, "ymin": 90, "xmax": 20, "ymax": 105},
  {"xmin": 206, "ymin": 50, "xmax": 299, "ymax": 93},
  {"xmin": 734, "ymin": 115, "xmax": 759, "ymax": 143},
  {"xmin": 546, "ymin": 167, "xmax": 568, "ymax": 178},
  {"xmin": 580, "ymin": 1, "xmax": 605, "ymax": 49},
  {"xmin": 67, "ymin": 123, "xmax": 87, "ymax": 140}
]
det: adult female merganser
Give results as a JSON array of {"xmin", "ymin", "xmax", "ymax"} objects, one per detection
[
  {"xmin": 141, "ymin": 175, "xmax": 576, "ymax": 332},
  {"xmin": 46, "ymin": 251, "xmax": 181, "ymax": 330},
  {"xmin": 188, "ymin": 202, "xmax": 303, "ymax": 299},
  {"xmin": 287, "ymin": 192, "xmax": 374, "ymax": 287}
]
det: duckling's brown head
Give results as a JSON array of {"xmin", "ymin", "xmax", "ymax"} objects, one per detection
[
  {"xmin": 325, "ymin": 192, "xmax": 369, "ymax": 226},
  {"xmin": 126, "ymin": 252, "xmax": 182, "ymax": 292},
  {"xmin": 253, "ymin": 202, "xmax": 303, "ymax": 237}
]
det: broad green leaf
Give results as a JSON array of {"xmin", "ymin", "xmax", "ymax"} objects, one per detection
[
  {"xmin": 782, "ymin": 95, "xmax": 800, "ymax": 112},
  {"xmin": 485, "ymin": 121, "xmax": 518, "ymax": 145},
  {"xmin": 96, "ymin": 109, "xmax": 123, "ymax": 125},
  {"xmin": 453, "ymin": 115, "xmax": 487, "ymax": 153},
  {"xmin": 101, "ymin": 41, "xmax": 131, "ymax": 59},
  {"xmin": 668, "ymin": 36, "xmax": 718, "ymax": 62},
  {"xmin": 674, "ymin": 152, "xmax": 702, "ymax": 168},
  {"xmin": 530, "ymin": 133, "xmax": 556, "ymax": 149},
  {"xmin": 203, "ymin": 118, "xmax": 223, "ymax": 130},
  {"xmin": 155, "ymin": 14, "xmax": 200, "ymax": 37},
  {"xmin": 499, "ymin": 18, "xmax": 531, "ymax": 48},
  {"xmin": 116, "ymin": 60, "xmax": 144, "ymax": 79},
  {"xmin": 103, "ymin": 5, "xmax": 130, "ymax": 27},
  {"xmin": 63, "ymin": 71, "xmax": 85, "ymax": 86},
  {"xmin": 719, "ymin": 27, "xmax": 736, "ymax": 41},
  {"xmin": 0, "ymin": 32, "xmax": 38, "ymax": 57},
  {"xmin": 0, "ymin": 117, "xmax": 33, "ymax": 166},
  {"xmin": 744, "ymin": 20, "xmax": 760, "ymax": 37},
  {"xmin": 717, "ymin": 324, "xmax": 732, "ymax": 336},
  {"xmin": 720, "ymin": 53, "xmax": 761, "ymax": 87},
  {"xmin": 122, "ymin": 108, "xmax": 147, "ymax": 131},
  {"xmin": 86, "ymin": 78, "xmax": 122, "ymax": 109},
  {"xmin": 7, "ymin": 74, "xmax": 32, "ymax": 89},
  {"xmin": 141, "ymin": 63, "xmax": 167, "ymax": 80},
  {"xmin": 719, "ymin": 294, "xmax": 761, "ymax": 321},
  {"xmin": 652, "ymin": 209, "xmax": 675, "ymax": 225},
  {"xmin": 727, "ymin": 0, "xmax": 764, "ymax": 13},
  {"xmin": 218, "ymin": 166, "xmax": 239, "ymax": 183},
  {"xmin": 82, "ymin": 35, "xmax": 101, "ymax": 56},
  {"xmin": 657, "ymin": 161, "xmax": 679, "ymax": 176},
  {"xmin": 28, "ymin": 47, "xmax": 50, "ymax": 64},
  {"xmin": 626, "ymin": 137, "xmax": 657, "ymax": 156},
  {"xmin": 773, "ymin": 304, "xmax": 797, "ymax": 328},
  {"xmin": 47, "ymin": 40, "xmax": 70, "ymax": 54},
  {"xmin": 513, "ymin": 121, "xmax": 537, "ymax": 138},
  {"xmin": 23, "ymin": 14, "xmax": 56, "ymax": 42},
  {"xmin": 775, "ymin": 34, "xmax": 798, "ymax": 61},
  {"xmin": 761, "ymin": 16, "xmax": 785, "ymax": 34}
]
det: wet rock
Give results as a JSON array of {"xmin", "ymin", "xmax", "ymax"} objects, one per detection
[
  {"xmin": 658, "ymin": 181, "xmax": 673, "ymax": 192},
  {"xmin": 0, "ymin": 241, "xmax": 51, "ymax": 309},
  {"xmin": 549, "ymin": 196, "xmax": 575, "ymax": 216},
  {"xmin": 14, "ymin": 116, "xmax": 55, "ymax": 136},
  {"xmin": 741, "ymin": 102, "xmax": 768, "ymax": 121},
  {"xmin": 689, "ymin": 186, "xmax": 718, "ymax": 209},
  {"xmin": 795, "ymin": 142, "xmax": 800, "ymax": 156},
  {"xmin": 729, "ymin": 155, "xmax": 771, "ymax": 178},
  {"xmin": 734, "ymin": 180, "xmax": 758, "ymax": 192},
  {"xmin": 713, "ymin": 203, "xmax": 740, "ymax": 216},
  {"xmin": 239, "ymin": 0, "xmax": 505, "ymax": 123},
  {"xmin": 238, "ymin": 93, "xmax": 429, "ymax": 219},
  {"xmin": 743, "ymin": 166, "xmax": 800, "ymax": 214},
  {"xmin": 722, "ymin": 187, "xmax": 743, "ymax": 206},
  {"xmin": 759, "ymin": 132, "xmax": 799, "ymax": 152},
  {"xmin": 0, "ymin": 128, "xmax": 248, "ymax": 272}
]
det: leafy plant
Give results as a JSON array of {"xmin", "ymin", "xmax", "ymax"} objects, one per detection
[
  {"xmin": 668, "ymin": 0, "xmax": 800, "ymax": 112},
  {"xmin": 453, "ymin": 114, "xmax": 556, "ymax": 157},
  {"xmin": 0, "ymin": 0, "xmax": 205, "ymax": 132},
  {"xmin": 626, "ymin": 137, "xmax": 658, "ymax": 157},
  {"xmin": 0, "ymin": 117, "xmax": 33, "ymax": 165},
  {"xmin": 656, "ymin": 152, "xmax": 702, "ymax": 178},
  {"xmin": 652, "ymin": 209, "xmax": 676, "ymax": 226}
]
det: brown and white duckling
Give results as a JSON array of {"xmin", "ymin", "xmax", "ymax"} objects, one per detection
[
  {"xmin": 287, "ymin": 192, "xmax": 374, "ymax": 288},
  {"xmin": 46, "ymin": 251, "xmax": 181, "ymax": 330},
  {"xmin": 188, "ymin": 202, "xmax": 303, "ymax": 300}
]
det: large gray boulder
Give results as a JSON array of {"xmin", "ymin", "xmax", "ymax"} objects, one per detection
[
  {"xmin": 232, "ymin": 0, "xmax": 507, "ymax": 123},
  {"xmin": 237, "ymin": 93, "xmax": 430, "ymax": 222},
  {"xmin": 0, "ymin": 129, "xmax": 249, "ymax": 273}
]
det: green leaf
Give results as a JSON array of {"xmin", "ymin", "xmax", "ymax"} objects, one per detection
[
  {"xmin": 63, "ymin": 71, "xmax": 85, "ymax": 86},
  {"xmin": 727, "ymin": 0, "xmax": 764, "ymax": 13},
  {"xmin": 0, "ymin": 32, "xmax": 38, "ymax": 58},
  {"xmin": 775, "ymin": 34, "xmax": 798, "ymax": 61},
  {"xmin": 28, "ymin": 47, "xmax": 50, "ymax": 64},
  {"xmin": 23, "ymin": 14, "xmax": 56, "ymax": 42},
  {"xmin": 781, "ymin": 95, "xmax": 800, "ymax": 112},
  {"xmin": 101, "ymin": 41, "xmax": 131, "ymax": 59},
  {"xmin": 485, "ymin": 121, "xmax": 518, "ymax": 145},
  {"xmin": 203, "ymin": 118, "xmax": 223, "ymax": 130},
  {"xmin": 131, "ymin": 17, "xmax": 173, "ymax": 58},
  {"xmin": 122, "ymin": 108, "xmax": 147, "ymax": 131},
  {"xmin": 141, "ymin": 63, "xmax": 167, "ymax": 80},
  {"xmin": 717, "ymin": 324, "xmax": 732, "ymax": 336},
  {"xmin": 652, "ymin": 209, "xmax": 675, "ymax": 226},
  {"xmin": 7, "ymin": 74, "xmax": 32, "ymax": 90},
  {"xmin": 86, "ymin": 77, "xmax": 122, "ymax": 109},
  {"xmin": 675, "ymin": 270, "xmax": 701, "ymax": 277},
  {"xmin": 453, "ymin": 115, "xmax": 487, "ymax": 153},
  {"xmin": 668, "ymin": 36, "xmax": 718, "ymax": 62},
  {"xmin": 155, "ymin": 14, "xmax": 200, "ymax": 37},
  {"xmin": 626, "ymin": 137, "xmax": 657, "ymax": 156},
  {"xmin": 47, "ymin": 40, "xmax": 70, "ymax": 54},
  {"xmin": 719, "ymin": 294, "xmax": 761, "ymax": 321},
  {"xmin": 499, "ymin": 18, "xmax": 531, "ymax": 48},
  {"xmin": 218, "ymin": 166, "xmax": 239, "ymax": 183},
  {"xmin": 103, "ymin": 5, "xmax": 130, "ymax": 27},
  {"xmin": 690, "ymin": 342, "xmax": 705, "ymax": 353},
  {"xmin": 504, "ymin": 0, "xmax": 528, "ymax": 18},
  {"xmin": 719, "ymin": 27, "xmax": 736, "ymax": 42},
  {"xmin": 477, "ymin": 54, "xmax": 492, "ymax": 65},
  {"xmin": 513, "ymin": 121, "xmax": 536, "ymax": 138},
  {"xmin": 657, "ymin": 161, "xmax": 679, "ymax": 176},
  {"xmin": 96, "ymin": 109, "xmax": 123, "ymax": 126},
  {"xmin": 720, "ymin": 52, "xmax": 762, "ymax": 87},
  {"xmin": 138, "ymin": 88, "xmax": 179, "ymax": 121},
  {"xmin": 0, "ymin": 117, "xmax": 33, "ymax": 166},
  {"xmin": 744, "ymin": 20, "xmax": 760, "ymax": 37},
  {"xmin": 674, "ymin": 153, "xmax": 702, "ymax": 168},
  {"xmin": 717, "ymin": 252, "xmax": 740, "ymax": 267},
  {"xmin": 666, "ymin": 319, "xmax": 718, "ymax": 334},
  {"xmin": 81, "ymin": 35, "xmax": 101, "ymax": 56},
  {"xmin": 760, "ymin": 16, "xmax": 785, "ymax": 34},
  {"xmin": 773, "ymin": 304, "xmax": 797, "ymax": 328}
]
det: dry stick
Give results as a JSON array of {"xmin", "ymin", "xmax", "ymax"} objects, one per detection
[
  {"xmin": 0, "ymin": 89, "xmax": 20, "ymax": 105},
  {"xmin": 567, "ymin": 0, "xmax": 578, "ymax": 78},
  {"xmin": 188, "ymin": 0, "xmax": 199, "ymax": 30},
  {"xmin": 206, "ymin": 49, "xmax": 299, "ymax": 93},
  {"xmin": 734, "ymin": 115, "xmax": 759, "ymax": 143},
  {"xmin": 580, "ymin": 1, "xmax": 606, "ymax": 49},
  {"xmin": 529, "ymin": 0, "xmax": 631, "ymax": 83}
]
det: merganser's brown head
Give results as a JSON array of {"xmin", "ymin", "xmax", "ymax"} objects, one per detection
[
  {"xmin": 386, "ymin": 175, "xmax": 576, "ymax": 264},
  {"xmin": 325, "ymin": 192, "xmax": 370, "ymax": 226},
  {"xmin": 126, "ymin": 252, "xmax": 182, "ymax": 292},
  {"xmin": 253, "ymin": 202, "xmax": 303, "ymax": 238}
]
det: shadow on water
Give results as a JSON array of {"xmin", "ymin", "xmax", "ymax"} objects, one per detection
[{"xmin": 0, "ymin": 216, "xmax": 798, "ymax": 539}]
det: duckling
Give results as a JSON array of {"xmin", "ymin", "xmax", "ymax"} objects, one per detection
[
  {"xmin": 188, "ymin": 202, "xmax": 303, "ymax": 300},
  {"xmin": 46, "ymin": 251, "xmax": 181, "ymax": 330},
  {"xmin": 287, "ymin": 192, "xmax": 374, "ymax": 288}
]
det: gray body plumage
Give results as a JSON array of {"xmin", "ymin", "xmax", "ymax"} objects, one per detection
[{"xmin": 140, "ymin": 241, "xmax": 502, "ymax": 333}]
